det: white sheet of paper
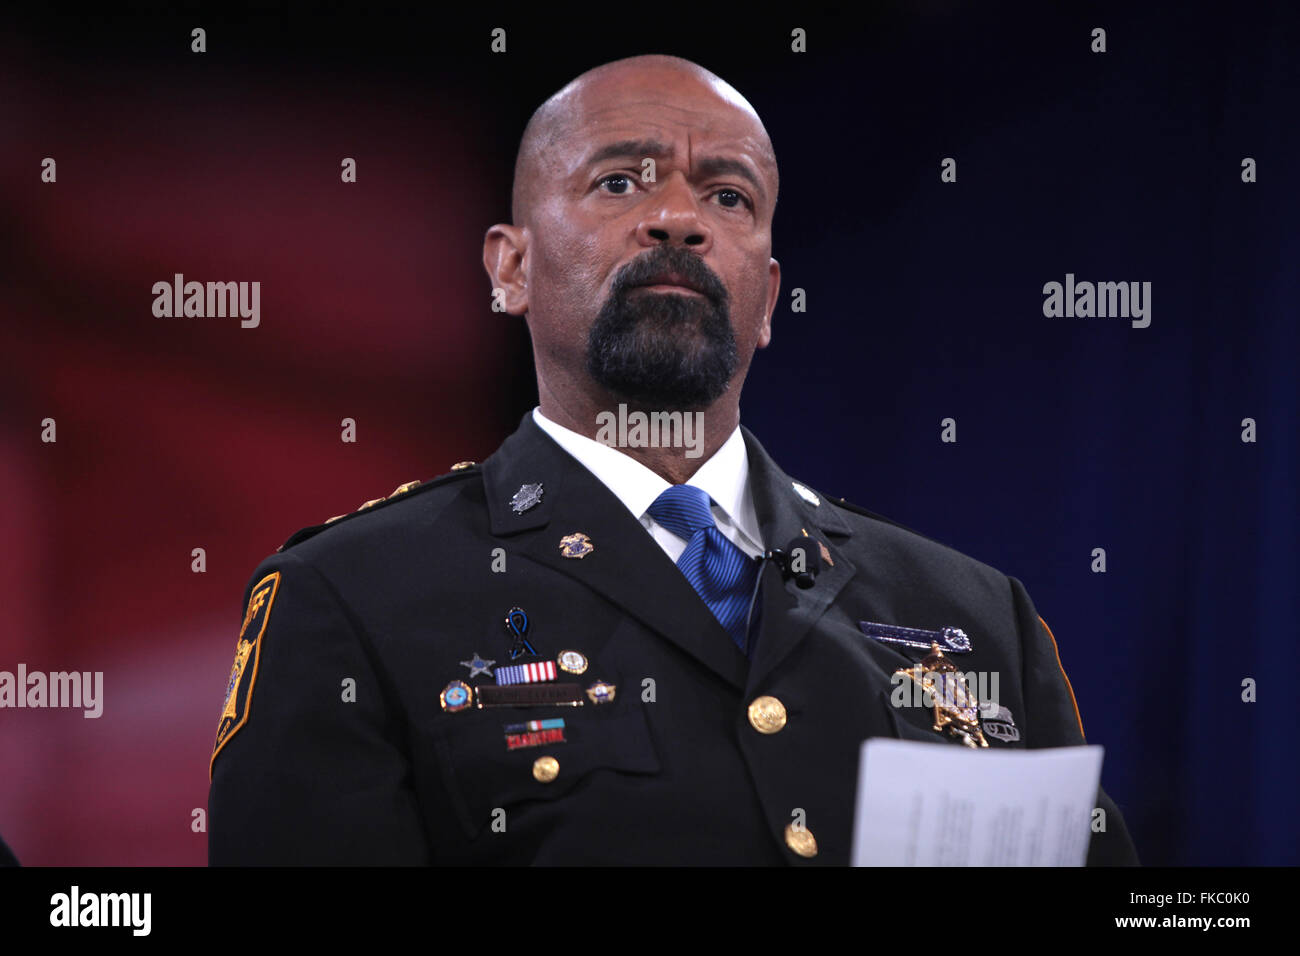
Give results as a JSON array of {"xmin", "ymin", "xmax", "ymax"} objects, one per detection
[{"xmin": 851, "ymin": 739, "xmax": 1104, "ymax": 866}]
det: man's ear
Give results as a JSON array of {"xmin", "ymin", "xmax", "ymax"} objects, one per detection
[
  {"xmin": 482, "ymin": 224, "xmax": 530, "ymax": 316},
  {"xmin": 758, "ymin": 256, "xmax": 780, "ymax": 348}
]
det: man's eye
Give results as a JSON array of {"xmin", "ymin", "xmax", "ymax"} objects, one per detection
[
  {"xmin": 597, "ymin": 173, "xmax": 635, "ymax": 195},
  {"xmin": 714, "ymin": 189, "xmax": 750, "ymax": 210}
]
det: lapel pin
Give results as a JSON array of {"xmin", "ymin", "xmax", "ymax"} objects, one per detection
[
  {"xmin": 586, "ymin": 680, "xmax": 616, "ymax": 705},
  {"xmin": 559, "ymin": 531, "xmax": 594, "ymax": 559},
  {"xmin": 459, "ymin": 652, "xmax": 495, "ymax": 678},
  {"xmin": 510, "ymin": 482, "xmax": 544, "ymax": 514},
  {"xmin": 504, "ymin": 606, "xmax": 538, "ymax": 659},
  {"xmin": 556, "ymin": 650, "xmax": 589, "ymax": 675},
  {"xmin": 440, "ymin": 680, "xmax": 473, "ymax": 713}
]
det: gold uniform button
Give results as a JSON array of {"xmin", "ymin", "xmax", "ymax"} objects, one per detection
[
  {"xmin": 532, "ymin": 756, "xmax": 559, "ymax": 783},
  {"xmin": 450, "ymin": 460, "xmax": 476, "ymax": 471},
  {"xmin": 747, "ymin": 696, "xmax": 788, "ymax": 734},
  {"xmin": 784, "ymin": 823, "xmax": 818, "ymax": 858}
]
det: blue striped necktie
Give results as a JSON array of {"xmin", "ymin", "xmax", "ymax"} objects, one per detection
[{"xmin": 647, "ymin": 484, "xmax": 759, "ymax": 653}]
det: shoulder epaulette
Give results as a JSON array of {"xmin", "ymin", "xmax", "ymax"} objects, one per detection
[
  {"xmin": 825, "ymin": 494, "xmax": 949, "ymax": 549},
  {"xmin": 277, "ymin": 461, "xmax": 480, "ymax": 552}
]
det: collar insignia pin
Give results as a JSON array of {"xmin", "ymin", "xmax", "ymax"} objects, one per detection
[
  {"xmin": 510, "ymin": 482, "xmax": 544, "ymax": 514},
  {"xmin": 559, "ymin": 531, "xmax": 594, "ymax": 559},
  {"xmin": 791, "ymin": 481, "xmax": 820, "ymax": 507}
]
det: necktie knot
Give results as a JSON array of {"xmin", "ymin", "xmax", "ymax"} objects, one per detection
[{"xmin": 647, "ymin": 484, "xmax": 716, "ymax": 541}]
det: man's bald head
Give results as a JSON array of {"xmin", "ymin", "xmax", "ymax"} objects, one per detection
[{"xmin": 510, "ymin": 55, "xmax": 777, "ymax": 226}]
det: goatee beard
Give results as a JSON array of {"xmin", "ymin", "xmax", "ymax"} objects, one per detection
[{"xmin": 585, "ymin": 247, "xmax": 737, "ymax": 409}]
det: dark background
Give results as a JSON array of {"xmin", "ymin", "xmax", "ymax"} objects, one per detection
[{"xmin": 2, "ymin": 0, "xmax": 1295, "ymax": 865}]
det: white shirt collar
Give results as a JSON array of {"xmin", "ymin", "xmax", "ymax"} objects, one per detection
[{"xmin": 531, "ymin": 406, "xmax": 763, "ymax": 553}]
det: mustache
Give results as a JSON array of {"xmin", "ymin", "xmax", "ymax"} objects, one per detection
[{"xmin": 608, "ymin": 248, "xmax": 729, "ymax": 305}]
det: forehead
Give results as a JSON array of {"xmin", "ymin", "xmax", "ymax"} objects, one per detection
[{"xmin": 548, "ymin": 71, "xmax": 774, "ymax": 171}]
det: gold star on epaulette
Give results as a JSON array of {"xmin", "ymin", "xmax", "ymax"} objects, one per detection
[
  {"xmin": 279, "ymin": 469, "xmax": 473, "ymax": 552},
  {"xmin": 326, "ymin": 479, "xmax": 424, "ymax": 523}
]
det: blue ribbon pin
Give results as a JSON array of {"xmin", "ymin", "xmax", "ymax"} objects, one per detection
[{"xmin": 504, "ymin": 606, "xmax": 538, "ymax": 660}]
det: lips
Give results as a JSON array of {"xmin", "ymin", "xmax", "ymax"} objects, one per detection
[{"xmin": 631, "ymin": 272, "xmax": 708, "ymax": 296}]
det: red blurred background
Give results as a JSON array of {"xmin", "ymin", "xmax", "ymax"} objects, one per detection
[{"xmin": 0, "ymin": 17, "xmax": 527, "ymax": 864}]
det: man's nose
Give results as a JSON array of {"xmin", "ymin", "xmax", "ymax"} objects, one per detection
[{"xmin": 634, "ymin": 173, "xmax": 712, "ymax": 251}]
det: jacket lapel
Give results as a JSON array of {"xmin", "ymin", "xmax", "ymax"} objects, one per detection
[
  {"xmin": 741, "ymin": 426, "xmax": 859, "ymax": 691},
  {"xmin": 481, "ymin": 413, "xmax": 749, "ymax": 690}
]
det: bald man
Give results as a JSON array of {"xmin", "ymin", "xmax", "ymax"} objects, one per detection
[{"xmin": 208, "ymin": 55, "xmax": 1138, "ymax": 866}]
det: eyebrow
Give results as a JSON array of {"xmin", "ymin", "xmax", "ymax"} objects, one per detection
[{"xmin": 582, "ymin": 139, "xmax": 767, "ymax": 201}]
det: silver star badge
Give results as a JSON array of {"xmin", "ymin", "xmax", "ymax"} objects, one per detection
[
  {"xmin": 459, "ymin": 652, "xmax": 495, "ymax": 678},
  {"xmin": 510, "ymin": 482, "xmax": 544, "ymax": 514}
]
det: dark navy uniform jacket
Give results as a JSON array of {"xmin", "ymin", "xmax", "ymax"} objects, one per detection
[{"xmin": 208, "ymin": 412, "xmax": 1139, "ymax": 865}]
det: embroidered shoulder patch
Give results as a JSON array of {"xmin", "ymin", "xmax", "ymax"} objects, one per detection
[{"xmin": 210, "ymin": 571, "xmax": 281, "ymax": 778}]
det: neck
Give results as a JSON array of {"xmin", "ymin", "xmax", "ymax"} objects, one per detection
[{"xmin": 538, "ymin": 378, "xmax": 741, "ymax": 485}]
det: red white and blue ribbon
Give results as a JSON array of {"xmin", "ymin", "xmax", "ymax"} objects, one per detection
[{"xmin": 495, "ymin": 660, "xmax": 557, "ymax": 685}]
